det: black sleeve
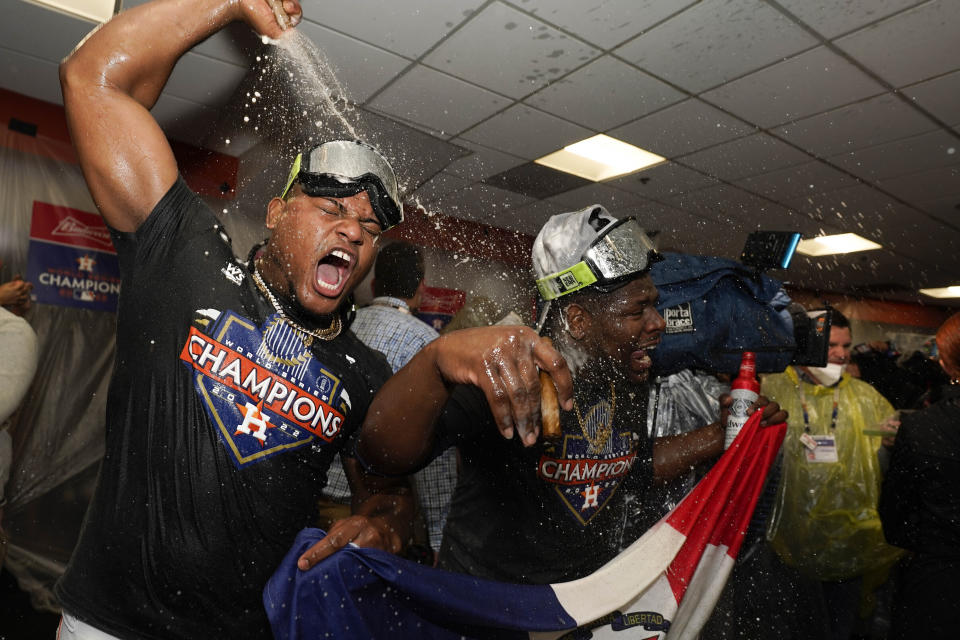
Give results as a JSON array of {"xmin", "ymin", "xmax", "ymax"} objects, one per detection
[
  {"xmin": 435, "ymin": 385, "xmax": 495, "ymax": 450},
  {"xmin": 879, "ymin": 421, "xmax": 920, "ymax": 550}
]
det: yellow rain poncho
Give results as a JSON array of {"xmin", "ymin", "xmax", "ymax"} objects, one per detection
[{"xmin": 763, "ymin": 367, "xmax": 903, "ymax": 581}]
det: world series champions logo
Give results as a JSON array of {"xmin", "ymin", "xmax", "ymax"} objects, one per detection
[{"xmin": 180, "ymin": 309, "xmax": 350, "ymax": 468}]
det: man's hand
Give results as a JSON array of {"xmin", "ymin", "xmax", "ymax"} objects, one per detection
[
  {"xmin": 432, "ymin": 327, "xmax": 573, "ymax": 446},
  {"xmin": 296, "ymin": 514, "xmax": 403, "ymax": 571},
  {"xmin": 719, "ymin": 393, "xmax": 788, "ymax": 428},
  {"xmin": 236, "ymin": 0, "xmax": 303, "ymax": 39},
  {"xmin": 297, "ymin": 457, "xmax": 413, "ymax": 571},
  {"xmin": 878, "ymin": 417, "xmax": 900, "ymax": 449},
  {"xmin": 0, "ymin": 277, "xmax": 32, "ymax": 311}
]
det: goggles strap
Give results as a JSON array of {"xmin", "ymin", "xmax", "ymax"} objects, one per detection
[
  {"xmin": 536, "ymin": 261, "xmax": 597, "ymax": 301},
  {"xmin": 280, "ymin": 153, "xmax": 303, "ymax": 199}
]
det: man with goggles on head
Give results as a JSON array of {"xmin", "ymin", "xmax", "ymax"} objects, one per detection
[
  {"xmin": 342, "ymin": 205, "xmax": 785, "ymax": 586},
  {"xmin": 56, "ymin": 1, "xmax": 414, "ymax": 638}
]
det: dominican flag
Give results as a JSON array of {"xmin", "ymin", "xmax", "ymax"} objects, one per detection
[{"xmin": 265, "ymin": 412, "xmax": 785, "ymax": 639}]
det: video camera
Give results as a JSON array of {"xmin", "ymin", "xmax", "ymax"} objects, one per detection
[{"xmin": 740, "ymin": 231, "xmax": 831, "ymax": 368}]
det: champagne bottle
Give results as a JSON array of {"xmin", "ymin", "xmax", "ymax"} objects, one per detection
[{"xmin": 725, "ymin": 351, "xmax": 759, "ymax": 449}]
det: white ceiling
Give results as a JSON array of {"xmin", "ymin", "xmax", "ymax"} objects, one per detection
[{"xmin": 3, "ymin": 0, "xmax": 959, "ymax": 305}]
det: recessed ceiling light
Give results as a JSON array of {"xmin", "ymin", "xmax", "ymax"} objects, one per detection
[
  {"xmin": 534, "ymin": 134, "xmax": 666, "ymax": 182},
  {"xmin": 795, "ymin": 233, "xmax": 882, "ymax": 257},
  {"xmin": 919, "ymin": 286, "xmax": 960, "ymax": 299},
  {"xmin": 32, "ymin": 0, "xmax": 117, "ymax": 23}
]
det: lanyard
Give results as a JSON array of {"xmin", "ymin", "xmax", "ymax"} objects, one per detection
[{"xmin": 796, "ymin": 381, "xmax": 840, "ymax": 433}]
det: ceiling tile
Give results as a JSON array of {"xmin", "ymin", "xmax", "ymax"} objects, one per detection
[
  {"xmin": 444, "ymin": 139, "xmax": 527, "ymax": 181},
  {"xmin": 546, "ymin": 183, "xmax": 648, "ymax": 213},
  {"xmin": 165, "ymin": 52, "xmax": 248, "ymax": 107},
  {"xmin": 614, "ymin": 0, "xmax": 818, "ymax": 93},
  {"xmin": 294, "ymin": 21, "xmax": 412, "ymax": 103},
  {"xmin": 369, "ymin": 65, "xmax": 510, "ymax": 136},
  {"xmin": 652, "ymin": 211, "xmax": 743, "ymax": 259},
  {"xmin": 700, "ymin": 47, "xmax": 886, "ymax": 128},
  {"xmin": 151, "ymin": 94, "xmax": 221, "ymax": 147},
  {"xmin": 0, "ymin": 0, "xmax": 94, "ymax": 65},
  {"xmin": 877, "ymin": 165, "xmax": 960, "ymax": 207},
  {"xmin": 518, "ymin": 0, "xmax": 698, "ymax": 50},
  {"xmin": 735, "ymin": 161, "xmax": 858, "ymax": 202},
  {"xmin": 0, "ymin": 47, "xmax": 63, "ymax": 106},
  {"xmin": 484, "ymin": 163, "xmax": 591, "ymax": 199},
  {"xmin": 775, "ymin": 0, "xmax": 925, "ymax": 39},
  {"xmin": 906, "ymin": 193, "xmax": 960, "ymax": 228},
  {"xmin": 902, "ymin": 70, "xmax": 960, "ymax": 127},
  {"xmin": 834, "ymin": 0, "xmax": 960, "ymax": 88},
  {"xmin": 622, "ymin": 200, "xmax": 712, "ymax": 240},
  {"xmin": 771, "ymin": 92, "xmax": 940, "ymax": 158},
  {"xmin": 786, "ymin": 183, "xmax": 907, "ymax": 240},
  {"xmin": 503, "ymin": 199, "xmax": 569, "ymax": 236},
  {"xmin": 192, "ymin": 23, "xmax": 261, "ymax": 66},
  {"xmin": 678, "ymin": 133, "xmax": 812, "ymax": 181},
  {"xmin": 524, "ymin": 55, "xmax": 684, "ymax": 131},
  {"xmin": 458, "ymin": 104, "xmax": 593, "ymax": 159},
  {"xmin": 410, "ymin": 172, "xmax": 473, "ymax": 206},
  {"xmin": 305, "ymin": 0, "xmax": 486, "ymax": 59},
  {"xmin": 423, "ymin": 1, "xmax": 601, "ymax": 99},
  {"xmin": 609, "ymin": 162, "xmax": 719, "ymax": 199},
  {"xmin": 671, "ymin": 184, "xmax": 826, "ymax": 235},
  {"xmin": 429, "ymin": 182, "xmax": 534, "ymax": 224},
  {"xmin": 828, "ymin": 129, "xmax": 960, "ymax": 182},
  {"xmin": 609, "ymin": 99, "xmax": 755, "ymax": 159}
]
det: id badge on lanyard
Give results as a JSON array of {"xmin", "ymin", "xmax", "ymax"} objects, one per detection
[
  {"xmin": 800, "ymin": 433, "xmax": 839, "ymax": 463},
  {"xmin": 797, "ymin": 383, "xmax": 840, "ymax": 464}
]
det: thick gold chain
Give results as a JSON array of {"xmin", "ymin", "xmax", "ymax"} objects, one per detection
[
  {"xmin": 251, "ymin": 266, "xmax": 342, "ymax": 341},
  {"xmin": 572, "ymin": 382, "xmax": 616, "ymax": 454}
]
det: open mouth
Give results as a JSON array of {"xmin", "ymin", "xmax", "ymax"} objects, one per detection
[
  {"xmin": 630, "ymin": 342, "xmax": 658, "ymax": 371},
  {"xmin": 315, "ymin": 248, "xmax": 353, "ymax": 295}
]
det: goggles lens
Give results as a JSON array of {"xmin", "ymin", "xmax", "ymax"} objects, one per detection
[
  {"xmin": 535, "ymin": 217, "xmax": 658, "ymax": 301},
  {"xmin": 585, "ymin": 218, "xmax": 658, "ymax": 285},
  {"xmin": 280, "ymin": 141, "xmax": 403, "ymax": 231}
]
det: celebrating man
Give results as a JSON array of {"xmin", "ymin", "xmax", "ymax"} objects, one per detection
[{"xmin": 56, "ymin": 1, "xmax": 417, "ymax": 637}]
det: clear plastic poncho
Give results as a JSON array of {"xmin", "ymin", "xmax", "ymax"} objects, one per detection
[{"xmin": 763, "ymin": 368, "xmax": 903, "ymax": 581}]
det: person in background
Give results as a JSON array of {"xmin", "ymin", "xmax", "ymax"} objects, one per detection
[
  {"xmin": 323, "ymin": 241, "xmax": 457, "ymax": 562},
  {"xmin": 0, "ymin": 271, "xmax": 39, "ymax": 570},
  {"xmin": 55, "ymin": 0, "xmax": 416, "ymax": 637},
  {"xmin": 762, "ymin": 311, "xmax": 902, "ymax": 640},
  {"xmin": 879, "ymin": 311, "xmax": 960, "ymax": 639}
]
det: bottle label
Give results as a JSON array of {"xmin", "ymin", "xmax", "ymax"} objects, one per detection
[{"xmin": 724, "ymin": 388, "xmax": 758, "ymax": 449}]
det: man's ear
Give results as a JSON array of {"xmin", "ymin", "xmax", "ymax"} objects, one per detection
[
  {"xmin": 564, "ymin": 302, "xmax": 591, "ymax": 341},
  {"xmin": 266, "ymin": 197, "xmax": 286, "ymax": 230}
]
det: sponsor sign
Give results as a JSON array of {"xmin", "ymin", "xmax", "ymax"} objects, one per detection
[
  {"xmin": 415, "ymin": 285, "xmax": 465, "ymax": 331},
  {"xmin": 25, "ymin": 201, "xmax": 121, "ymax": 311}
]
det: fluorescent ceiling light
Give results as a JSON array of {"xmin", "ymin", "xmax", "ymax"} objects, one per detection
[
  {"xmin": 795, "ymin": 233, "xmax": 882, "ymax": 257},
  {"xmin": 32, "ymin": 0, "xmax": 116, "ymax": 23},
  {"xmin": 535, "ymin": 134, "xmax": 666, "ymax": 182},
  {"xmin": 919, "ymin": 286, "xmax": 960, "ymax": 299}
]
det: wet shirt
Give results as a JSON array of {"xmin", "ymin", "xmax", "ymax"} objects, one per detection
[
  {"xmin": 437, "ymin": 380, "xmax": 653, "ymax": 584},
  {"xmin": 55, "ymin": 177, "xmax": 391, "ymax": 639}
]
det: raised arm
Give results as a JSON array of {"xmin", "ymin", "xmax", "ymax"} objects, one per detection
[
  {"xmin": 358, "ymin": 326, "xmax": 574, "ymax": 476},
  {"xmin": 59, "ymin": 0, "xmax": 301, "ymax": 231}
]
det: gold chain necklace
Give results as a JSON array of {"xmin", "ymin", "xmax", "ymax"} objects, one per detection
[
  {"xmin": 573, "ymin": 382, "xmax": 616, "ymax": 454},
  {"xmin": 251, "ymin": 266, "xmax": 342, "ymax": 341}
]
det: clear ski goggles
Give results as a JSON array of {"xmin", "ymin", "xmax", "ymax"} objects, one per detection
[
  {"xmin": 280, "ymin": 140, "xmax": 403, "ymax": 231},
  {"xmin": 536, "ymin": 217, "xmax": 661, "ymax": 301}
]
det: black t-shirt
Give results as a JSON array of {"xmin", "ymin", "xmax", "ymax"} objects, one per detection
[
  {"xmin": 55, "ymin": 178, "xmax": 391, "ymax": 639},
  {"xmin": 437, "ymin": 378, "xmax": 654, "ymax": 584}
]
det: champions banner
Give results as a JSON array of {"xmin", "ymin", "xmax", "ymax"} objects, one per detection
[
  {"xmin": 25, "ymin": 201, "xmax": 121, "ymax": 312},
  {"xmin": 415, "ymin": 286, "xmax": 465, "ymax": 332},
  {"xmin": 265, "ymin": 412, "xmax": 786, "ymax": 639}
]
